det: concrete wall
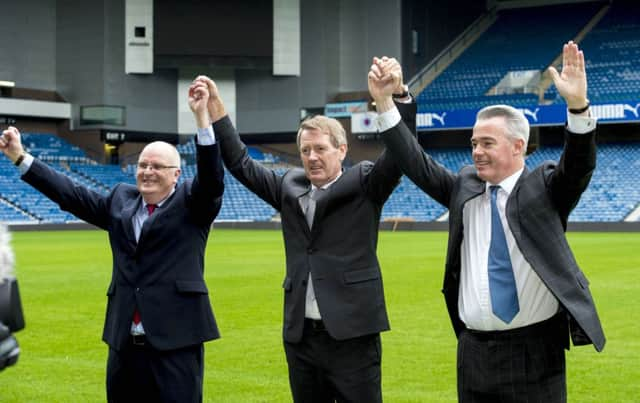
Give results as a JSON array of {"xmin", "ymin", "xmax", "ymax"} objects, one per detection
[
  {"xmin": 56, "ymin": 0, "xmax": 177, "ymax": 133},
  {"xmin": 0, "ymin": 0, "xmax": 57, "ymax": 91},
  {"xmin": 3, "ymin": 0, "xmax": 404, "ymax": 137},
  {"xmin": 236, "ymin": 0, "xmax": 403, "ymax": 135}
]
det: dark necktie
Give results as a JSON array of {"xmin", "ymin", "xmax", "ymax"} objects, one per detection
[
  {"xmin": 488, "ymin": 186, "xmax": 519, "ymax": 323},
  {"xmin": 133, "ymin": 203, "xmax": 157, "ymax": 325},
  {"xmin": 146, "ymin": 203, "xmax": 157, "ymax": 216}
]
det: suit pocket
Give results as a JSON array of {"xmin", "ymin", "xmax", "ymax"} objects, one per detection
[
  {"xmin": 343, "ymin": 268, "xmax": 380, "ymax": 284},
  {"xmin": 282, "ymin": 276, "xmax": 292, "ymax": 292},
  {"xmin": 175, "ymin": 280, "xmax": 209, "ymax": 294},
  {"xmin": 106, "ymin": 282, "xmax": 115, "ymax": 296}
]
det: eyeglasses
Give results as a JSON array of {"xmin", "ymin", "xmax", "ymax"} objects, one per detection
[{"xmin": 137, "ymin": 162, "xmax": 179, "ymax": 171}]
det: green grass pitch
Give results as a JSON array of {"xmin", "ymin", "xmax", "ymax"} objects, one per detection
[{"xmin": 1, "ymin": 229, "xmax": 638, "ymax": 402}]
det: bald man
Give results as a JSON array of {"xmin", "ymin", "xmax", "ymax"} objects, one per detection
[{"xmin": 0, "ymin": 83, "xmax": 224, "ymax": 402}]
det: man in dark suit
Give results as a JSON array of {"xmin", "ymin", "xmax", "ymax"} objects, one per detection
[
  {"xmin": 370, "ymin": 41, "xmax": 605, "ymax": 402},
  {"xmin": 0, "ymin": 83, "xmax": 224, "ymax": 402},
  {"xmin": 192, "ymin": 67, "xmax": 415, "ymax": 402}
]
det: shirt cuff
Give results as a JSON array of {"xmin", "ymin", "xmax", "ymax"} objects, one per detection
[
  {"xmin": 375, "ymin": 106, "xmax": 401, "ymax": 133},
  {"xmin": 567, "ymin": 110, "xmax": 597, "ymax": 134},
  {"xmin": 18, "ymin": 153, "xmax": 34, "ymax": 175},
  {"xmin": 196, "ymin": 125, "xmax": 216, "ymax": 145},
  {"xmin": 394, "ymin": 94, "xmax": 414, "ymax": 104}
]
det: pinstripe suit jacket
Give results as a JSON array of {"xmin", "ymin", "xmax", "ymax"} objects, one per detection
[{"xmin": 381, "ymin": 119, "xmax": 605, "ymax": 352}]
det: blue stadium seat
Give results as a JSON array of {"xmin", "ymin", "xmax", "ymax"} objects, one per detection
[
  {"xmin": 418, "ymin": 2, "xmax": 606, "ymax": 111},
  {"xmin": 2, "ymin": 133, "xmax": 639, "ymax": 224}
]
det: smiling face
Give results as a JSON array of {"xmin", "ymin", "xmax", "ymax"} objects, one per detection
[
  {"xmin": 471, "ymin": 116, "xmax": 525, "ymax": 185},
  {"xmin": 299, "ymin": 128, "xmax": 347, "ymax": 188},
  {"xmin": 136, "ymin": 141, "xmax": 181, "ymax": 204}
]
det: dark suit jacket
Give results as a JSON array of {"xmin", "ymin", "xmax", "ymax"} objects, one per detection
[
  {"xmin": 381, "ymin": 119, "xmax": 605, "ymax": 352},
  {"xmin": 215, "ymin": 103, "xmax": 416, "ymax": 343},
  {"xmin": 22, "ymin": 143, "xmax": 224, "ymax": 351}
]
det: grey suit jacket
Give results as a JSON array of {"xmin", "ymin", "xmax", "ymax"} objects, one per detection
[
  {"xmin": 214, "ymin": 102, "xmax": 417, "ymax": 343},
  {"xmin": 381, "ymin": 119, "xmax": 605, "ymax": 352}
]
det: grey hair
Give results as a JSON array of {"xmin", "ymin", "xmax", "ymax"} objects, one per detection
[
  {"xmin": 296, "ymin": 115, "xmax": 347, "ymax": 149},
  {"xmin": 476, "ymin": 104, "xmax": 529, "ymax": 154}
]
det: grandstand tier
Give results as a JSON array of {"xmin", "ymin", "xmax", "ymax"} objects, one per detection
[
  {"xmin": 418, "ymin": 1, "xmax": 640, "ymax": 116},
  {"xmin": 1, "ymin": 134, "xmax": 638, "ymax": 224}
]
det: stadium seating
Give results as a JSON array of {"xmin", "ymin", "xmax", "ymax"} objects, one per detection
[
  {"xmin": 416, "ymin": 2, "xmax": 640, "ymax": 110},
  {"xmin": 418, "ymin": 2, "xmax": 603, "ymax": 112},
  {"xmin": 382, "ymin": 147, "xmax": 472, "ymax": 221},
  {"xmin": 21, "ymin": 133, "xmax": 88, "ymax": 162},
  {"xmin": 2, "ymin": 132, "xmax": 639, "ymax": 224},
  {"xmin": 545, "ymin": 1, "xmax": 640, "ymax": 104},
  {"xmin": 529, "ymin": 143, "xmax": 640, "ymax": 222},
  {"xmin": 70, "ymin": 163, "xmax": 134, "ymax": 191}
]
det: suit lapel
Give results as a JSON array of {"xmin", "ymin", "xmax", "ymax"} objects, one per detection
[
  {"xmin": 291, "ymin": 177, "xmax": 312, "ymax": 236},
  {"xmin": 138, "ymin": 190, "xmax": 177, "ymax": 247},
  {"xmin": 461, "ymin": 176, "xmax": 486, "ymax": 199},
  {"xmin": 505, "ymin": 167, "xmax": 529, "ymax": 239},
  {"xmin": 121, "ymin": 196, "xmax": 141, "ymax": 247},
  {"xmin": 310, "ymin": 185, "xmax": 332, "ymax": 235}
]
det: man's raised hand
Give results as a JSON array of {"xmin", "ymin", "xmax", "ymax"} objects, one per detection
[
  {"xmin": 548, "ymin": 41, "xmax": 589, "ymax": 111},
  {"xmin": 368, "ymin": 56, "xmax": 403, "ymax": 112},
  {"xmin": 0, "ymin": 127, "xmax": 25, "ymax": 163},
  {"xmin": 194, "ymin": 76, "xmax": 226, "ymax": 123}
]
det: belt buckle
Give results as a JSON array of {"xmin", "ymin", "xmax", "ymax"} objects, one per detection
[{"xmin": 132, "ymin": 334, "xmax": 145, "ymax": 346}]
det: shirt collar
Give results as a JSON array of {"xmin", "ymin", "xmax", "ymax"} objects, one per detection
[
  {"xmin": 485, "ymin": 167, "xmax": 524, "ymax": 195},
  {"xmin": 311, "ymin": 171, "xmax": 343, "ymax": 192},
  {"xmin": 143, "ymin": 187, "xmax": 176, "ymax": 209}
]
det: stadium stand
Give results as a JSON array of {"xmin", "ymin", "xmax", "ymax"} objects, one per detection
[
  {"xmin": 545, "ymin": 1, "xmax": 640, "ymax": 104},
  {"xmin": 70, "ymin": 163, "xmax": 134, "ymax": 191},
  {"xmin": 417, "ymin": 2, "xmax": 604, "ymax": 112},
  {"xmin": 382, "ymin": 148, "xmax": 472, "ymax": 221},
  {"xmin": 21, "ymin": 133, "xmax": 88, "ymax": 163},
  {"xmin": 2, "ymin": 130, "xmax": 639, "ymax": 224},
  {"xmin": 529, "ymin": 143, "xmax": 640, "ymax": 222}
]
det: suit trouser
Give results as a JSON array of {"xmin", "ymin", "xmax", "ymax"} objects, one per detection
[
  {"xmin": 284, "ymin": 320, "xmax": 382, "ymax": 403},
  {"xmin": 457, "ymin": 313, "xmax": 567, "ymax": 403},
  {"xmin": 106, "ymin": 337, "xmax": 204, "ymax": 403}
]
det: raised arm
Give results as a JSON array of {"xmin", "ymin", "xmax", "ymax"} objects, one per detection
[
  {"xmin": 369, "ymin": 57, "xmax": 456, "ymax": 207},
  {"xmin": 360, "ymin": 57, "xmax": 415, "ymax": 203},
  {"xmin": 547, "ymin": 41, "xmax": 597, "ymax": 217},
  {"xmin": 185, "ymin": 80, "xmax": 225, "ymax": 223},
  {"xmin": 1, "ymin": 126, "xmax": 110, "ymax": 229},
  {"xmin": 193, "ymin": 76, "xmax": 283, "ymax": 210}
]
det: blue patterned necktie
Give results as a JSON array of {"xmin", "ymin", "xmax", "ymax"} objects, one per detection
[{"xmin": 488, "ymin": 186, "xmax": 519, "ymax": 323}]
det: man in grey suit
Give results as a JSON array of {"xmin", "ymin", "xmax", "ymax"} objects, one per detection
[
  {"xmin": 192, "ymin": 65, "xmax": 415, "ymax": 402},
  {"xmin": 370, "ymin": 41, "xmax": 605, "ymax": 402},
  {"xmin": 0, "ymin": 83, "xmax": 224, "ymax": 402}
]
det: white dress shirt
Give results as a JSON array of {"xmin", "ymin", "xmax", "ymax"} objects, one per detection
[
  {"xmin": 460, "ymin": 111, "xmax": 596, "ymax": 331},
  {"xmin": 458, "ymin": 171, "xmax": 560, "ymax": 330}
]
